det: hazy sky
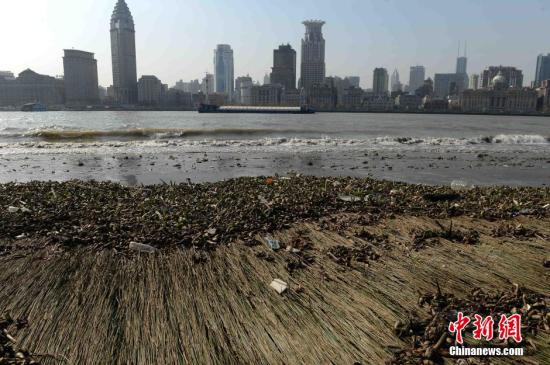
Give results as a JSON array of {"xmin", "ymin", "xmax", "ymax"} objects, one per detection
[{"xmin": 2, "ymin": 0, "xmax": 549, "ymax": 88}]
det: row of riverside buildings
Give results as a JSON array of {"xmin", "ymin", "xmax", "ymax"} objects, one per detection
[{"xmin": 1, "ymin": 0, "xmax": 550, "ymax": 114}]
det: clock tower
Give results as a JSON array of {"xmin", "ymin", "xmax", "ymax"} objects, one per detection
[{"xmin": 110, "ymin": 0, "xmax": 137, "ymax": 104}]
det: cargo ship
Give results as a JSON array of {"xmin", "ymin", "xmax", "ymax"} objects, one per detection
[{"xmin": 198, "ymin": 104, "xmax": 315, "ymax": 114}]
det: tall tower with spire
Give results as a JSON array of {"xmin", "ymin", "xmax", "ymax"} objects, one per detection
[{"xmin": 110, "ymin": 0, "xmax": 137, "ymax": 104}]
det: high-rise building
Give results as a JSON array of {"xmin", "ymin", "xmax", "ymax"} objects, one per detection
[
  {"xmin": 63, "ymin": 49, "xmax": 99, "ymax": 106},
  {"xmin": 434, "ymin": 73, "xmax": 467, "ymax": 98},
  {"xmin": 535, "ymin": 54, "xmax": 550, "ymax": 87},
  {"xmin": 372, "ymin": 68, "xmax": 389, "ymax": 96},
  {"xmin": 263, "ymin": 74, "xmax": 270, "ymax": 85},
  {"xmin": 235, "ymin": 75, "xmax": 253, "ymax": 104},
  {"xmin": 390, "ymin": 69, "xmax": 402, "ymax": 92},
  {"xmin": 214, "ymin": 44, "xmax": 234, "ymax": 100},
  {"xmin": 137, "ymin": 75, "xmax": 163, "ymax": 105},
  {"xmin": 455, "ymin": 54, "xmax": 469, "ymax": 90},
  {"xmin": 456, "ymin": 56, "xmax": 467, "ymax": 74},
  {"xmin": 409, "ymin": 66, "xmax": 425, "ymax": 94},
  {"xmin": 470, "ymin": 74, "xmax": 480, "ymax": 90},
  {"xmin": 480, "ymin": 66, "xmax": 523, "ymax": 89},
  {"xmin": 300, "ymin": 20, "xmax": 326, "ymax": 90},
  {"xmin": 345, "ymin": 76, "xmax": 360, "ymax": 88},
  {"xmin": 270, "ymin": 44, "xmax": 296, "ymax": 90},
  {"xmin": 110, "ymin": 0, "xmax": 138, "ymax": 104},
  {"xmin": 201, "ymin": 73, "xmax": 214, "ymax": 95}
]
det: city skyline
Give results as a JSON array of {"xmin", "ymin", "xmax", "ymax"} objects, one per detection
[{"xmin": 1, "ymin": 0, "xmax": 549, "ymax": 88}]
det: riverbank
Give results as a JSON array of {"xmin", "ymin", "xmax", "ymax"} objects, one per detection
[
  {"xmin": 0, "ymin": 177, "xmax": 549, "ymax": 363},
  {"xmin": 1, "ymin": 148, "xmax": 549, "ymax": 187}
]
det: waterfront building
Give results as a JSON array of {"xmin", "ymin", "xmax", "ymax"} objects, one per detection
[
  {"xmin": 137, "ymin": 75, "xmax": 163, "ymax": 105},
  {"xmin": 63, "ymin": 49, "xmax": 99, "ymax": 106},
  {"xmin": 162, "ymin": 89, "xmax": 193, "ymax": 108},
  {"xmin": 281, "ymin": 88, "xmax": 301, "ymax": 106},
  {"xmin": 390, "ymin": 69, "xmax": 402, "ymax": 92},
  {"xmin": 434, "ymin": 73, "xmax": 467, "ymax": 98},
  {"xmin": 422, "ymin": 97, "xmax": 448, "ymax": 112},
  {"xmin": 174, "ymin": 79, "xmax": 200, "ymax": 94},
  {"xmin": 535, "ymin": 54, "xmax": 550, "ymax": 87},
  {"xmin": 372, "ymin": 68, "xmax": 389, "ymax": 96},
  {"xmin": 235, "ymin": 75, "xmax": 253, "ymax": 104},
  {"xmin": 363, "ymin": 95, "xmax": 394, "ymax": 111},
  {"xmin": 0, "ymin": 71, "xmax": 15, "ymax": 80},
  {"xmin": 214, "ymin": 44, "xmax": 234, "ymax": 101},
  {"xmin": 345, "ymin": 76, "xmax": 360, "ymax": 88},
  {"xmin": 0, "ymin": 69, "xmax": 64, "ymax": 107},
  {"xmin": 537, "ymin": 80, "xmax": 550, "ymax": 113},
  {"xmin": 415, "ymin": 78, "xmax": 433, "ymax": 98},
  {"xmin": 250, "ymin": 84, "xmax": 283, "ymax": 106},
  {"xmin": 201, "ymin": 73, "xmax": 215, "ymax": 96},
  {"xmin": 460, "ymin": 72, "xmax": 537, "ymax": 113},
  {"xmin": 300, "ymin": 20, "xmax": 326, "ymax": 91},
  {"xmin": 341, "ymin": 86, "xmax": 364, "ymax": 109},
  {"xmin": 306, "ymin": 82, "xmax": 337, "ymax": 110},
  {"xmin": 480, "ymin": 66, "xmax": 523, "ymax": 89},
  {"xmin": 270, "ymin": 44, "xmax": 296, "ymax": 90},
  {"xmin": 395, "ymin": 94, "xmax": 422, "ymax": 111},
  {"xmin": 408, "ymin": 66, "xmax": 425, "ymax": 94},
  {"xmin": 325, "ymin": 76, "xmax": 351, "ymax": 105},
  {"xmin": 110, "ymin": 0, "xmax": 138, "ymax": 104}
]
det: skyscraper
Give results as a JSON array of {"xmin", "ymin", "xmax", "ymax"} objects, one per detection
[
  {"xmin": 345, "ymin": 76, "xmax": 360, "ymax": 88},
  {"xmin": 372, "ymin": 68, "xmax": 389, "ymax": 95},
  {"xmin": 214, "ymin": 44, "xmax": 234, "ymax": 100},
  {"xmin": 63, "ymin": 49, "xmax": 99, "ymax": 106},
  {"xmin": 409, "ymin": 66, "xmax": 425, "ymax": 94},
  {"xmin": 456, "ymin": 56, "xmax": 468, "ymax": 74},
  {"xmin": 300, "ymin": 20, "xmax": 326, "ymax": 90},
  {"xmin": 434, "ymin": 73, "xmax": 468, "ymax": 98},
  {"xmin": 470, "ymin": 74, "xmax": 480, "ymax": 90},
  {"xmin": 456, "ymin": 46, "xmax": 469, "ymax": 90},
  {"xmin": 110, "ymin": 0, "xmax": 137, "ymax": 104},
  {"xmin": 201, "ymin": 73, "xmax": 214, "ymax": 95},
  {"xmin": 270, "ymin": 44, "xmax": 296, "ymax": 90},
  {"xmin": 390, "ymin": 69, "xmax": 402, "ymax": 92},
  {"xmin": 535, "ymin": 54, "xmax": 550, "ymax": 87},
  {"xmin": 235, "ymin": 75, "xmax": 253, "ymax": 104}
]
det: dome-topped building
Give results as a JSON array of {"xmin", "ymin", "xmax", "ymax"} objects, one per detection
[
  {"xmin": 110, "ymin": 0, "xmax": 137, "ymax": 104},
  {"xmin": 491, "ymin": 71, "xmax": 507, "ymax": 90},
  {"xmin": 461, "ymin": 68, "xmax": 536, "ymax": 113}
]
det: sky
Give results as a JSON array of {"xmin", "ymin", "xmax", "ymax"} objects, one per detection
[{"xmin": 1, "ymin": 0, "xmax": 549, "ymax": 88}]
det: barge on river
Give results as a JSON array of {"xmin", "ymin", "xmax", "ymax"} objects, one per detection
[{"xmin": 198, "ymin": 104, "xmax": 315, "ymax": 114}]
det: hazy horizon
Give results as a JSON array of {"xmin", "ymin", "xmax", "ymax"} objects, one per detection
[{"xmin": 2, "ymin": 0, "xmax": 549, "ymax": 88}]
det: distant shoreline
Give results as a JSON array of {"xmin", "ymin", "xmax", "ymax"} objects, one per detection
[{"xmin": 1, "ymin": 107, "xmax": 550, "ymax": 117}]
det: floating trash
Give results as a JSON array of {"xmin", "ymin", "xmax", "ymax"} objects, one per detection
[
  {"xmin": 450, "ymin": 180, "xmax": 474, "ymax": 191},
  {"xmin": 269, "ymin": 279, "xmax": 288, "ymax": 294},
  {"xmin": 265, "ymin": 238, "xmax": 280, "ymax": 251},
  {"xmin": 129, "ymin": 241, "xmax": 157, "ymax": 253},
  {"xmin": 338, "ymin": 195, "xmax": 362, "ymax": 202}
]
